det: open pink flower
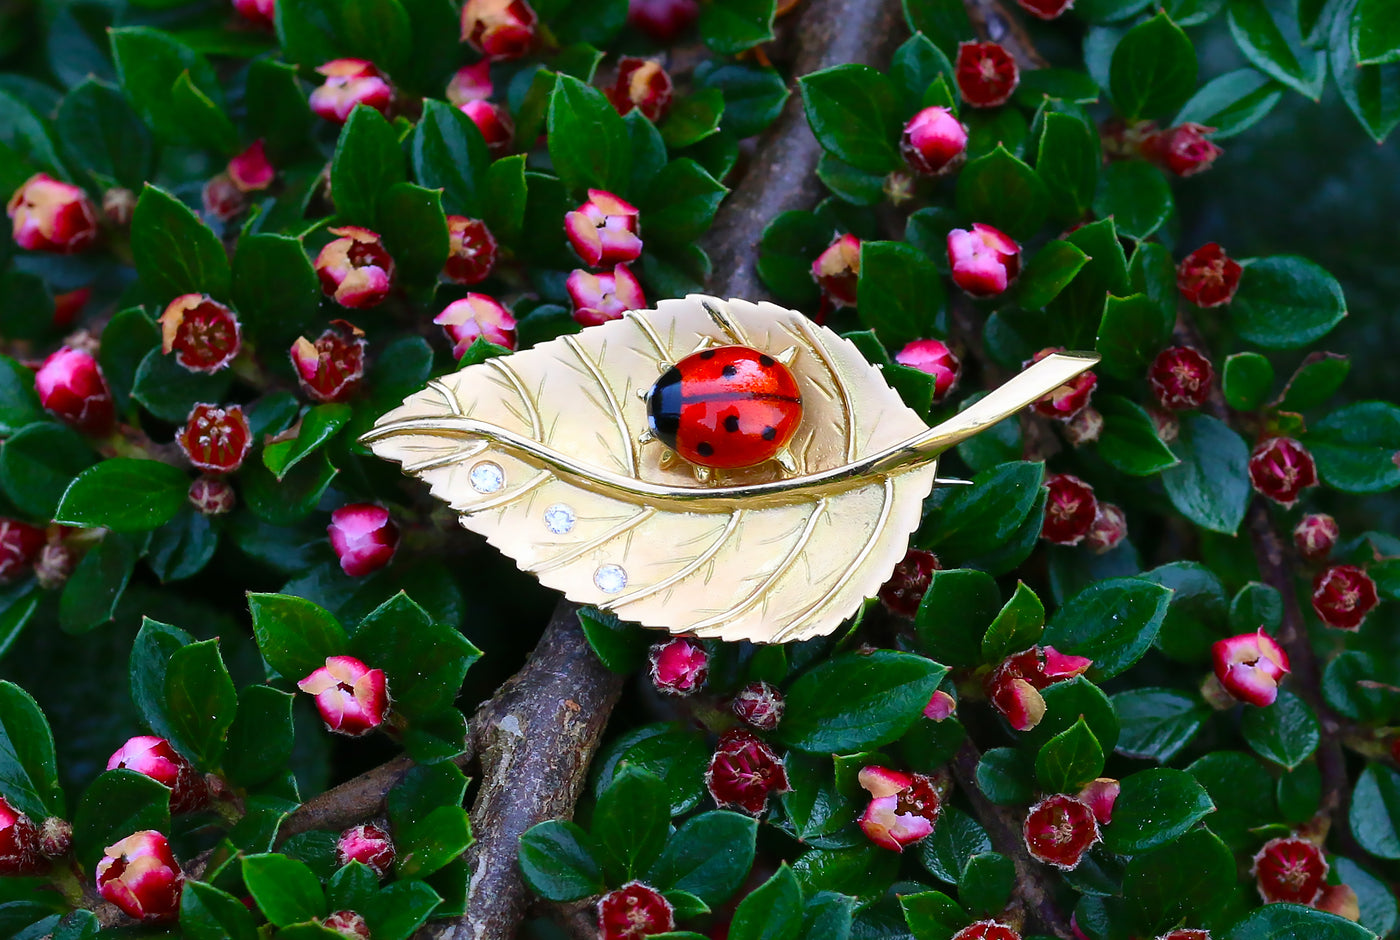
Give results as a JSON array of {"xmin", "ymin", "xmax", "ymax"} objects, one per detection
[
  {"xmin": 0, "ymin": 795, "xmax": 46, "ymax": 876},
  {"xmin": 857, "ymin": 766, "xmax": 941, "ymax": 852},
  {"xmin": 1212, "ymin": 629, "xmax": 1290, "ymax": 707},
  {"xmin": 1024, "ymin": 794, "xmax": 1100, "ymax": 870},
  {"xmin": 309, "ymin": 60, "xmax": 392, "ymax": 124},
  {"xmin": 176, "ymin": 404, "xmax": 251, "ymax": 473},
  {"xmin": 315, "ymin": 226, "xmax": 395, "ymax": 308},
  {"xmin": 227, "ymin": 140, "xmax": 275, "ymax": 193},
  {"xmin": 1178, "ymin": 243, "xmax": 1241, "ymax": 307},
  {"xmin": 291, "ymin": 322, "xmax": 367, "ymax": 403},
  {"xmin": 811, "ymin": 233, "xmax": 861, "ymax": 307},
  {"xmin": 606, "ymin": 58, "xmax": 673, "ymax": 122},
  {"xmin": 1042, "ymin": 473, "xmax": 1098, "ymax": 546},
  {"xmin": 444, "ymin": 216, "xmax": 498, "ymax": 285},
  {"xmin": 564, "ymin": 190, "xmax": 643, "ymax": 268},
  {"xmin": 459, "ymin": 100, "xmax": 514, "ymax": 157},
  {"xmin": 434, "ymin": 294, "xmax": 517, "ymax": 356},
  {"xmin": 567, "ymin": 265, "xmax": 646, "ymax": 326},
  {"xmin": 597, "ymin": 881, "xmax": 674, "ymax": 940},
  {"xmin": 1312, "ymin": 564, "xmax": 1379, "ymax": 631},
  {"xmin": 298, "ymin": 655, "xmax": 390, "ymax": 736},
  {"xmin": 1248, "ymin": 437, "xmax": 1317, "ymax": 508},
  {"xmin": 955, "ymin": 42, "xmax": 1019, "ymax": 108},
  {"xmin": 1253, "ymin": 836, "xmax": 1327, "ymax": 904},
  {"xmin": 461, "ymin": 0, "xmax": 537, "ymax": 60},
  {"xmin": 159, "ymin": 294, "xmax": 242, "ymax": 373},
  {"xmin": 705, "ymin": 729, "xmax": 789, "ymax": 815},
  {"xmin": 987, "ymin": 645, "xmax": 1093, "ymax": 731},
  {"xmin": 96, "ymin": 831, "xmax": 184, "ymax": 922}
]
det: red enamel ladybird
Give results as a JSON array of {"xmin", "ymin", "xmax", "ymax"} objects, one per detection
[{"xmin": 646, "ymin": 345, "xmax": 803, "ymax": 470}]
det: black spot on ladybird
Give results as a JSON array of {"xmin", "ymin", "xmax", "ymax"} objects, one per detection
[
  {"xmin": 699, "ymin": 349, "xmax": 715, "ymax": 360},
  {"xmin": 696, "ymin": 441, "xmax": 715, "ymax": 457},
  {"xmin": 722, "ymin": 364, "xmax": 737, "ymax": 378},
  {"xmin": 723, "ymin": 414, "xmax": 740, "ymax": 433},
  {"xmin": 762, "ymin": 426, "xmax": 777, "ymax": 441},
  {"xmin": 759, "ymin": 354, "xmax": 775, "ymax": 367}
]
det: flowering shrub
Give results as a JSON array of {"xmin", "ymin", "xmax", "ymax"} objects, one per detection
[{"xmin": 0, "ymin": 0, "xmax": 1398, "ymax": 937}]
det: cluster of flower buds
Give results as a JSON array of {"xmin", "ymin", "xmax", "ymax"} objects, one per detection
[
  {"xmin": 107, "ymin": 736, "xmax": 209, "ymax": 813},
  {"xmin": 704, "ymin": 728, "xmax": 789, "ymax": 815},
  {"xmin": 7, "ymin": 174, "xmax": 99, "ymax": 254},
  {"xmin": 1041, "ymin": 473, "xmax": 1099, "ymax": 546},
  {"xmin": 1211, "ymin": 629, "xmax": 1290, "ymax": 707},
  {"xmin": 1024, "ymin": 793, "xmax": 1101, "ymax": 869},
  {"xmin": 461, "ymin": 0, "xmax": 538, "ymax": 60},
  {"xmin": 901, "ymin": 107, "xmax": 969, "ymax": 177},
  {"xmin": 177, "ymin": 404, "xmax": 252, "ymax": 474},
  {"xmin": 878, "ymin": 548, "xmax": 940, "ymax": 617},
  {"xmin": 291, "ymin": 322, "xmax": 368, "ymax": 403},
  {"xmin": 857, "ymin": 765, "xmax": 942, "ymax": 852},
  {"xmin": 35, "ymin": 347, "xmax": 115, "ymax": 436},
  {"xmin": 0, "ymin": 520, "xmax": 46, "ymax": 584},
  {"xmin": 298, "ymin": 655, "xmax": 390, "ymax": 736},
  {"xmin": 732, "ymin": 680, "xmax": 785, "ymax": 731},
  {"xmin": 316, "ymin": 227, "xmax": 396, "ymax": 308},
  {"xmin": 949, "ymin": 224, "xmax": 1021, "ymax": 297},
  {"xmin": 444, "ymin": 216, "xmax": 498, "ymax": 285},
  {"xmin": 1026, "ymin": 347, "xmax": 1096, "ymax": 420},
  {"xmin": 1248, "ymin": 437, "xmax": 1317, "ymax": 508},
  {"xmin": 627, "ymin": 0, "xmax": 697, "ymax": 41},
  {"xmin": 607, "ymin": 58, "xmax": 673, "ymax": 123},
  {"xmin": 96, "ymin": 830, "xmax": 184, "ymax": 922},
  {"xmin": 337, "ymin": 823, "xmax": 396, "ymax": 876},
  {"xmin": 160, "ymin": 295, "xmax": 242, "ymax": 373},
  {"xmin": 1312, "ymin": 564, "xmax": 1379, "ymax": 631},
  {"xmin": 1177, "ymin": 243, "xmax": 1242, "ymax": 307},
  {"xmin": 811, "ymin": 233, "xmax": 861, "ymax": 308},
  {"xmin": 310, "ymin": 60, "xmax": 393, "ymax": 124},
  {"xmin": 1148, "ymin": 346, "xmax": 1214, "ymax": 411},
  {"xmin": 597, "ymin": 881, "xmax": 675, "ymax": 940},
  {"xmin": 647, "ymin": 637, "xmax": 708, "ymax": 696},
  {"xmin": 986, "ymin": 645, "xmax": 1093, "ymax": 731},
  {"xmin": 435, "ymin": 294, "xmax": 518, "ymax": 357},
  {"xmin": 328, "ymin": 504, "xmax": 400, "ymax": 577},
  {"xmin": 895, "ymin": 339, "xmax": 962, "ymax": 402},
  {"xmin": 203, "ymin": 141, "xmax": 276, "ymax": 222},
  {"xmin": 567, "ymin": 266, "xmax": 647, "ymax": 327},
  {"xmin": 955, "ymin": 42, "xmax": 1019, "ymax": 108}
]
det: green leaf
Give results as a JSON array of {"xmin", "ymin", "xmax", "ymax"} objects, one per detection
[
  {"xmin": 700, "ymin": 0, "xmax": 778, "ymax": 54},
  {"xmin": 661, "ymin": 89, "xmax": 725, "ymax": 149},
  {"xmin": 959, "ymin": 853, "xmax": 1014, "ymax": 918},
  {"xmin": 1231, "ymin": 256, "xmax": 1346, "ymax": 349},
  {"xmin": 577, "ymin": 605, "xmax": 649, "ymax": 674},
  {"xmin": 1188, "ymin": 750, "xmax": 1277, "ymax": 841},
  {"xmin": 394, "ymin": 804, "xmax": 471, "ymax": 877},
  {"xmin": 955, "ymin": 145, "xmax": 1048, "ymax": 241},
  {"xmin": 169, "ymin": 70, "xmax": 238, "ymax": 155},
  {"xmin": 1350, "ymin": 763, "xmax": 1400, "ymax": 859},
  {"xmin": 975, "ymin": 748, "xmax": 1035, "ymax": 807},
  {"xmin": 1048, "ymin": 219, "xmax": 1131, "ymax": 347},
  {"xmin": 145, "ymin": 508, "xmax": 218, "ymax": 581},
  {"xmin": 223, "ymin": 686, "xmax": 295, "ymax": 788},
  {"xmin": 377, "ymin": 182, "xmax": 448, "ymax": 288},
  {"xmin": 1036, "ymin": 717, "xmax": 1105, "ymax": 793},
  {"xmin": 130, "ymin": 618, "xmax": 194, "ymax": 743},
  {"xmin": 247, "ymin": 593, "xmax": 349, "ymax": 682},
  {"xmin": 231, "ymin": 233, "xmax": 320, "ymax": 342},
  {"xmin": 56, "ymin": 79, "xmax": 154, "ymax": 190},
  {"xmin": 349, "ymin": 593, "xmax": 478, "ymax": 721},
  {"xmin": 0, "ymin": 422, "xmax": 94, "ymax": 520},
  {"xmin": 1043, "ymin": 578, "xmax": 1173, "ymax": 679},
  {"xmin": 1123, "ymin": 828, "xmax": 1234, "ymax": 933},
  {"xmin": 1229, "ymin": 577, "xmax": 1281, "ymax": 631},
  {"xmin": 1335, "ymin": 857, "xmax": 1399, "ymax": 938},
  {"xmin": 1015, "ymin": 240, "xmax": 1090, "ymax": 310},
  {"xmin": 1036, "ymin": 112, "xmax": 1100, "ymax": 222},
  {"xmin": 890, "ymin": 33, "xmax": 955, "ymax": 112},
  {"xmin": 0, "ymin": 357, "xmax": 43, "ymax": 437},
  {"xmin": 1161, "ymin": 414, "xmax": 1251, "ymax": 534},
  {"xmin": 701, "ymin": 64, "xmax": 789, "ymax": 138},
  {"xmin": 1096, "ymin": 394, "xmax": 1179, "ymax": 476},
  {"xmin": 246, "ymin": 61, "xmax": 315, "ymax": 163},
  {"xmin": 755, "ymin": 210, "xmax": 829, "ymax": 307},
  {"xmin": 109, "ymin": 26, "xmax": 227, "ymax": 147},
  {"xmin": 641, "ymin": 158, "xmax": 728, "ymax": 246},
  {"xmin": 517, "ymin": 820, "xmax": 605, "ymax": 901},
  {"xmin": 548, "ymin": 75, "xmax": 630, "ymax": 195},
  {"xmin": 1018, "ymin": 69, "xmax": 1102, "ymax": 103},
  {"xmin": 1174, "ymin": 68, "xmax": 1284, "ymax": 139},
  {"xmin": 917, "ymin": 804, "xmax": 990, "ymax": 883},
  {"xmin": 1353, "ymin": 0, "xmax": 1400, "ymax": 64},
  {"xmin": 1227, "ymin": 0, "xmax": 1327, "ymax": 99},
  {"xmin": 920, "ymin": 460, "xmax": 1046, "ymax": 563},
  {"xmin": 799, "ymin": 64, "xmax": 903, "ymax": 174},
  {"xmin": 130, "ymin": 348, "xmax": 232, "ymax": 423},
  {"xmin": 1241, "ymin": 689, "xmax": 1320, "ymax": 769},
  {"xmin": 1277, "ymin": 352, "xmax": 1349, "ymax": 411},
  {"xmin": 817, "ymin": 153, "xmax": 885, "ymax": 205},
  {"xmin": 1096, "ymin": 294, "xmax": 1174, "ymax": 379},
  {"xmin": 902, "ymin": 0, "xmax": 976, "ymax": 59},
  {"xmin": 330, "ymin": 105, "xmax": 405, "ymax": 226},
  {"xmin": 778, "ymin": 651, "xmax": 946, "ymax": 752},
  {"xmin": 1112, "ymin": 688, "xmax": 1207, "ymax": 762},
  {"xmin": 263, "ymin": 405, "xmax": 350, "ymax": 481},
  {"xmin": 1109, "ymin": 12, "xmax": 1198, "ymax": 120},
  {"xmin": 982, "ymin": 581, "xmax": 1045, "ymax": 662},
  {"xmin": 730, "ymin": 865, "xmax": 803, "ymax": 940},
  {"xmin": 53, "ymin": 458, "xmax": 188, "ymax": 532},
  {"xmin": 275, "ymin": 0, "xmax": 411, "ymax": 72},
  {"xmin": 1033, "ymin": 676, "xmax": 1120, "ymax": 751},
  {"xmin": 131, "ymin": 184, "xmax": 231, "ymax": 301},
  {"xmin": 1103, "ymin": 768, "xmax": 1215, "ymax": 854},
  {"xmin": 593, "ymin": 766, "xmax": 671, "ymax": 882},
  {"xmin": 856, "ymin": 240, "xmax": 946, "ymax": 346},
  {"xmin": 0, "ymin": 682, "xmax": 62, "ymax": 818},
  {"xmin": 1092, "ymin": 161, "xmax": 1172, "ymax": 240},
  {"xmin": 914, "ymin": 568, "xmax": 1002, "ymax": 668},
  {"xmin": 181, "ymin": 882, "xmax": 258, "ymax": 940},
  {"xmin": 58, "ymin": 533, "xmax": 138, "ymax": 634},
  {"xmin": 1223, "ymin": 351, "xmax": 1275, "ymax": 410},
  {"xmin": 242, "ymin": 854, "xmax": 326, "ymax": 927},
  {"xmin": 1333, "ymin": 0, "xmax": 1400, "ymax": 144},
  {"xmin": 72, "ymin": 770, "xmax": 170, "ymax": 869},
  {"xmin": 0, "ymin": 92, "xmax": 66, "ymax": 193},
  {"xmin": 1309, "ymin": 401, "xmax": 1400, "ymax": 493},
  {"xmin": 1226, "ymin": 904, "xmax": 1377, "ymax": 940},
  {"xmin": 241, "ymin": 449, "xmax": 338, "ymax": 525},
  {"xmin": 901, "ymin": 891, "xmax": 968, "ymax": 940},
  {"xmin": 649, "ymin": 811, "xmax": 757, "ymax": 906},
  {"xmin": 411, "ymin": 99, "xmax": 490, "ymax": 218},
  {"xmin": 164, "ymin": 639, "xmax": 238, "ymax": 768}
]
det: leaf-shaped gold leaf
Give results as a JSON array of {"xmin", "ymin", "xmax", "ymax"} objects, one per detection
[{"xmin": 363, "ymin": 295, "xmax": 1097, "ymax": 643}]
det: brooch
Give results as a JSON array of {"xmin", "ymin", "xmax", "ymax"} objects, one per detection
[{"xmin": 363, "ymin": 295, "xmax": 1097, "ymax": 643}]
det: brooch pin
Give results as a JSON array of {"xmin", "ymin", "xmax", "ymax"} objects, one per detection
[{"xmin": 362, "ymin": 295, "xmax": 1097, "ymax": 644}]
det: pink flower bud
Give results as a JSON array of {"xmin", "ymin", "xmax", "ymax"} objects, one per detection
[
  {"xmin": 52, "ymin": 287, "xmax": 91, "ymax": 329},
  {"xmin": 227, "ymin": 140, "xmax": 275, "ymax": 193},
  {"xmin": 991, "ymin": 676, "xmax": 1046, "ymax": 731},
  {"xmin": 159, "ymin": 295, "xmax": 242, "ymax": 373},
  {"xmin": 1148, "ymin": 346, "xmax": 1213, "ymax": 411},
  {"xmin": 38, "ymin": 817, "xmax": 72, "ymax": 859},
  {"xmin": 298, "ymin": 655, "xmax": 390, "ymax": 736},
  {"xmin": 315, "ymin": 226, "xmax": 395, "ymax": 309},
  {"xmin": 461, "ymin": 0, "xmax": 538, "ymax": 60},
  {"xmin": 446, "ymin": 61, "xmax": 493, "ymax": 107},
  {"xmin": 1155, "ymin": 931, "xmax": 1211, "ymax": 940},
  {"xmin": 1042, "ymin": 473, "xmax": 1098, "ymax": 546},
  {"xmin": 954, "ymin": 923, "xmax": 1022, "ymax": 940},
  {"xmin": 811, "ymin": 233, "xmax": 862, "ymax": 307},
  {"xmin": 648, "ymin": 637, "xmax": 708, "ymax": 696},
  {"xmin": 7, "ymin": 174, "xmax": 99, "ymax": 254},
  {"xmin": 948, "ymin": 223, "xmax": 1020, "ymax": 296},
  {"xmin": 458, "ymin": 100, "xmax": 515, "ymax": 157},
  {"xmin": 924, "ymin": 689, "xmax": 957, "ymax": 721},
  {"xmin": 564, "ymin": 189, "xmax": 643, "ymax": 268},
  {"xmin": 1065, "ymin": 406, "xmax": 1103, "ymax": 446},
  {"xmin": 35, "ymin": 347, "xmax": 115, "ymax": 436},
  {"xmin": 857, "ymin": 765, "xmax": 941, "ymax": 852},
  {"xmin": 434, "ymin": 294, "xmax": 517, "ymax": 357},
  {"xmin": 1312, "ymin": 565, "xmax": 1379, "ymax": 631},
  {"xmin": 323, "ymin": 910, "xmax": 371, "ymax": 939},
  {"xmin": 1077, "ymin": 778, "xmax": 1120, "ymax": 825},
  {"xmin": 1248, "ymin": 436, "xmax": 1317, "ymax": 508},
  {"xmin": 177, "ymin": 404, "xmax": 251, "ymax": 473},
  {"xmin": 1023, "ymin": 794, "xmax": 1100, "ymax": 870},
  {"xmin": 328, "ymin": 504, "xmax": 400, "ymax": 577},
  {"xmin": 232, "ymin": 0, "xmax": 275, "ymax": 29},
  {"xmin": 34, "ymin": 541, "xmax": 75, "ymax": 590},
  {"xmin": 627, "ymin": 0, "xmax": 698, "ymax": 41},
  {"xmin": 1017, "ymin": 0, "xmax": 1073, "ymax": 17},
  {"xmin": 987, "ymin": 645, "xmax": 1092, "ymax": 730},
  {"xmin": 1084, "ymin": 503, "xmax": 1127, "ymax": 555},
  {"xmin": 598, "ymin": 881, "xmax": 675, "ymax": 940},
  {"xmin": 1142, "ymin": 123, "xmax": 1222, "ymax": 177},
  {"xmin": 1293, "ymin": 513, "xmax": 1339, "ymax": 562},
  {"xmin": 877, "ymin": 548, "xmax": 940, "ymax": 617},
  {"xmin": 107, "ymin": 737, "xmax": 208, "ymax": 814},
  {"xmin": 444, "ymin": 216, "xmax": 498, "ymax": 285},
  {"xmin": 1177, "ymin": 243, "xmax": 1241, "ymax": 307},
  {"xmin": 606, "ymin": 58, "xmax": 674, "ymax": 123},
  {"xmin": 188, "ymin": 476, "xmax": 236, "ymax": 516},
  {"xmin": 900, "ymin": 106, "xmax": 969, "ymax": 177},
  {"xmin": 0, "ymin": 520, "xmax": 45, "ymax": 583},
  {"xmin": 955, "ymin": 42, "xmax": 1019, "ymax": 108},
  {"xmin": 1316, "ymin": 884, "xmax": 1362, "ymax": 922},
  {"xmin": 1212, "ymin": 629, "xmax": 1290, "ymax": 707},
  {"xmin": 309, "ymin": 60, "xmax": 393, "ymax": 124},
  {"xmin": 732, "ymin": 681, "xmax": 785, "ymax": 730},
  {"xmin": 202, "ymin": 174, "xmax": 245, "ymax": 222},
  {"xmin": 291, "ymin": 322, "xmax": 367, "ymax": 403},
  {"xmin": 566, "ymin": 265, "xmax": 646, "ymax": 326},
  {"xmin": 1252, "ymin": 835, "xmax": 1327, "ymax": 905},
  {"xmin": 103, "ymin": 187, "xmax": 135, "ymax": 228},
  {"xmin": 705, "ymin": 728, "xmax": 789, "ymax": 815},
  {"xmin": 0, "ymin": 795, "xmax": 47, "ymax": 876},
  {"xmin": 895, "ymin": 339, "xmax": 961, "ymax": 402},
  {"xmin": 95, "ymin": 830, "xmax": 184, "ymax": 922},
  {"xmin": 336, "ymin": 823, "xmax": 395, "ymax": 876}
]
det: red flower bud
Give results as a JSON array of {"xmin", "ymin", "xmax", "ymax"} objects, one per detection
[
  {"xmin": 328, "ymin": 504, "xmax": 400, "ymax": 577},
  {"xmin": 924, "ymin": 689, "xmax": 957, "ymax": 721},
  {"xmin": 336, "ymin": 823, "xmax": 395, "ymax": 876},
  {"xmin": 35, "ymin": 541, "xmax": 75, "ymax": 590},
  {"xmin": 291, "ymin": 322, "xmax": 367, "ymax": 403},
  {"xmin": 1084, "ymin": 503, "xmax": 1127, "ymax": 555},
  {"xmin": 1316, "ymin": 884, "xmax": 1361, "ymax": 922},
  {"xmin": 1017, "ymin": 0, "xmax": 1073, "ymax": 18},
  {"xmin": 96, "ymin": 830, "xmax": 184, "ymax": 922},
  {"xmin": 1142, "ymin": 123, "xmax": 1222, "ymax": 177},
  {"xmin": 458, "ymin": 100, "xmax": 515, "ymax": 158},
  {"xmin": 954, "ymin": 922, "xmax": 1022, "ymax": 940},
  {"xmin": 1042, "ymin": 473, "xmax": 1098, "ymax": 545},
  {"xmin": 732, "ymin": 681, "xmax": 785, "ymax": 730},
  {"xmin": 1248, "ymin": 436, "xmax": 1317, "ymax": 508},
  {"xmin": 177, "ymin": 404, "xmax": 251, "ymax": 473},
  {"xmin": 38, "ymin": 817, "xmax": 72, "ymax": 860},
  {"xmin": 232, "ymin": 0, "xmax": 275, "ymax": 29},
  {"xmin": 309, "ymin": 60, "xmax": 393, "ymax": 124},
  {"xmin": 564, "ymin": 189, "xmax": 643, "ymax": 268},
  {"xmin": 1077, "ymin": 778, "xmax": 1120, "ymax": 825},
  {"xmin": 895, "ymin": 339, "xmax": 961, "ymax": 402},
  {"xmin": 188, "ymin": 476, "xmax": 236, "ymax": 516},
  {"xmin": 1212, "ymin": 629, "xmax": 1290, "ymax": 707},
  {"xmin": 323, "ymin": 910, "xmax": 371, "ymax": 939},
  {"xmin": 955, "ymin": 42, "xmax": 1019, "ymax": 108},
  {"xmin": 315, "ymin": 227, "xmax": 395, "ymax": 309},
  {"xmin": 1148, "ymin": 346, "xmax": 1213, "ymax": 411},
  {"xmin": 52, "ymin": 287, "xmax": 92, "ymax": 329},
  {"xmin": 202, "ymin": 174, "xmax": 245, "ymax": 222},
  {"xmin": 567, "ymin": 265, "xmax": 647, "ymax": 326},
  {"xmin": 987, "ymin": 646, "xmax": 1092, "ymax": 731},
  {"xmin": 705, "ymin": 728, "xmax": 790, "ymax": 815},
  {"xmin": 857, "ymin": 765, "xmax": 941, "ymax": 852},
  {"xmin": 434, "ymin": 294, "xmax": 517, "ymax": 357},
  {"xmin": 607, "ymin": 58, "xmax": 674, "ymax": 123},
  {"xmin": 648, "ymin": 637, "xmax": 708, "ymax": 696},
  {"xmin": 159, "ymin": 295, "xmax": 242, "ymax": 374},
  {"xmin": 461, "ymin": 0, "xmax": 538, "ymax": 60},
  {"xmin": 1252, "ymin": 835, "xmax": 1327, "ymax": 905},
  {"xmin": 1177, "ymin": 243, "xmax": 1242, "ymax": 308},
  {"xmin": 991, "ymin": 676, "xmax": 1046, "ymax": 731},
  {"xmin": 0, "ymin": 520, "xmax": 45, "ymax": 583},
  {"xmin": 227, "ymin": 140, "xmax": 275, "ymax": 193},
  {"xmin": 1311, "ymin": 564, "xmax": 1379, "ymax": 631},
  {"xmin": 7, "ymin": 174, "xmax": 99, "ymax": 254},
  {"xmin": 298, "ymin": 655, "xmax": 390, "ymax": 736},
  {"xmin": 446, "ymin": 61, "xmax": 493, "ymax": 107},
  {"xmin": 0, "ymin": 795, "xmax": 47, "ymax": 875},
  {"xmin": 900, "ymin": 106, "xmax": 969, "ymax": 177},
  {"xmin": 1065, "ymin": 406, "xmax": 1103, "ymax": 446},
  {"xmin": 811, "ymin": 233, "xmax": 862, "ymax": 307},
  {"xmin": 444, "ymin": 216, "xmax": 498, "ymax": 285},
  {"xmin": 627, "ymin": 0, "xmax": 698, "ymax": 41},
  {"xmin": 948, "ymin": 224, "xmax": 1020, "ymax": 296},
  {"xmin": 1293, "ymin": 513, "xmax": 1339, "ymax": 562},
  {"xmin": 1025, "ymin": 347, "xmax": 1096, "ymax": 420},
  {"xmin": 107, "ymin": 737, "xmax": 208, "ymax": 814},
  {"xmin": 877, "ymin": 548, "xmax": 940, "ymax": 617},
  {"xmin": 1023, "ymin": 794, "xmax": 1100, "ymax": 870},
  {"xmin": 1155, "ymin": 930, "xmax": 1211, "ymax": 940},
  {"xmin": 597, "ymin": 881, "xmax": 675, "ymax": 940},
  {"xmin": 35, "ymin": 347, "xmax": 115, "ymax": 436}
]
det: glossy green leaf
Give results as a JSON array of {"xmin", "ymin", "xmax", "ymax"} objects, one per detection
[
  {"xmin": 109, "ymin": 27, "xmax": 227, "ymax": 147},
  {"xmin": 699, "ymin": 0, "xmax": 777, "ymax": 55},
  {"xmin": 915, "ymin": 568, "xmax": 1002, "ymax": 668},
  {"xmin": 1309, "ymin": 401, "xmax": 1400, "ymax": 493},
  {"xmin": 1016, "ymin": 240, "xmax": 1090, "ymax": 310},
  {"xmin": 1123, "ymin": 828, "xmax": 1234, "ymax": 933},
  {"xmin": 242, "ymin": 854, "xmax": 327, "ymax": 927},
  {"xmin": 247, "ymin": 592, "xmax": 349, "ymax": 681},
  {"xmin": 1231, "ymin": 256, "xmax": 1347, "ymax": 349},
  {"xmin": 1036, "ymin": 111, "xmax": 1101, "ymax": 222},
  {"xmin": 1042, "ymin": 578, "xmax": 1173, "ymax": 679},
  {"xmin": 330, "ymin": 105, "xmax": 405, "ymax": 226},
  {"xmin": 1350, "ymin": 763, "xmax": 1400, "ymax": 859},
  {"xmin": 131, "ymin": 184, "xmax": 230, "ymax": 301},
  {"xmin": 164, "ymin": 639, "xmax": 238, "ymax": 768},
  {"xmin": 1093, "ymin": 161, "xmax": 1173, "ymax": 239},
  {"xmin": 799, "ymin": 64, "xmax": 903, "ymax": 174},
  {"xmin": 856, "ymin": 240, "xmax": 946, "ymax": 346},
  {"xmin": 730, "ymin": 865, "xmax": 803, "ymax": 940},
  {"xmin": 1227, "ymin": 0, "xmax": 1327, "ymax": 99},
  {"xmin": 56, "ymin": 79, "xmax": 154, "ymax": 189},
  {"xmin": 1112, "ymin": 688, "xmax": 1208, "ymax": 762},
  {"xmin": 1109, "ymin": 13, "xmax": 1198, "ymax": 120},
  {"xmin": 1174, "ymin": 68, "xmax": 1284, "ymax": 139},
  {"xmin": 1223, "ymin": 351, "xmax": 1275, "ymax": 410},
  {"xmin": 1161, "ymin": 414, "xmax": 1251, "ymax": 534},
  {"xmin": 955, "ymin": 145, "xmax": 1048, "ymax": 240},
  {"xmin": 981, "ymin": 581, "xmax": 1045, "ymax": 662},
  {"xmin": 548, "ymin": 75, "xmax": 630, "ymax": 195},
  {"xmin": 1241, "ymin": 689, "xmax": 1320, "ymax": 769},
  {"xmin": 649, "ymin": 811, "xmax": 757, "ymax": 906},
  {"xmin": 58, "ymin": 533, "xmax": 139, "ymax": 634},
  {"xmin": 0, "ymin": 682, "xmax": 62, "ymax": 818},
  {"xmin": 1352, "ymin": 0, "xmax": 1400, "ymax": 65},
  {"xmin": 1036, "ymin": 716, "xmax": 1105, "ymax": 793},
  {"xmin": 54, "ymin": 458, "xmax": 188, "ymax": 532},
  {"xmin": 1097, "ymin": 394, "xmax": 1179, "ymax": 476},
  {"xmin": 975, "ymin": 748, "xmax": 1035, "ymax": 805},
  {"xmin": 72, "ymin": 770, "xmax": 170, "ymax": 869},
  {"xmin": 777, "ymin": 651, "xmax": 946, "ymax": 752},
  {"xmin": 1096, "ymin": 294, "xmax": 1174, "ymax": 379},
  {"xmin": 1225, "ymin": 904, "xmax": 1377, "ymax": 940}
]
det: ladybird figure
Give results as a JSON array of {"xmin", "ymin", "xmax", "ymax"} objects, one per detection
[{"xmin": 644, "ymin": 345, "xmax": 803, "ymax": 477}]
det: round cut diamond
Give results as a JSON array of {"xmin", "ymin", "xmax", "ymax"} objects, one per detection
[
  {"xmin": 543, "ymin": 504, "xmax": 575, "ymax": 535},
  {"xmin": 469, "ymin": 461, "xmax": 504, "ymax": 493},
  {"xmin": 594, "ymin": 564, "xmax": 627, "ymax": 594}
]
